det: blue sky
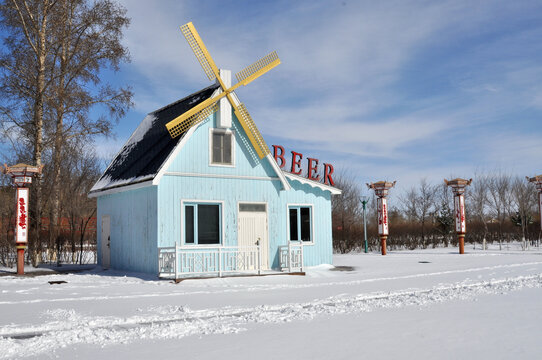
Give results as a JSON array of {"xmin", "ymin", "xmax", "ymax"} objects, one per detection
[{"xmin": 93, "ymin": 0, "xmax": 542, "ymax": 194}]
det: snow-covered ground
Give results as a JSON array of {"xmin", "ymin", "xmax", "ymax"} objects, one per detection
[{"xmin": 1, "ymin": 245, "xmax": 542, "ymax": 359}]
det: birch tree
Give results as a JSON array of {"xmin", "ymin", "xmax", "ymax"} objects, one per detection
[
  {"xmin": 0, "ymin": 0, "xmax": 57, "ymax": 260},
  {"xmin": 0, "ymin": 0, "xmax": 131, "ymax": 262},
  {"xmin": 46, "ymin": 0, "xmax": 131, "ymax": 257}
]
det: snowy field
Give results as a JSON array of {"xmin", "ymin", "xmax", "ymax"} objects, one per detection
[{"xmin": 1, "ymin": 245, "xmax": 542, "ymax": 359}]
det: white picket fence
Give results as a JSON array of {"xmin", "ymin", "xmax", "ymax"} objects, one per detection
[{"xmin": 158, "ymin": 243, "xmax": 304, "ymax": 279}]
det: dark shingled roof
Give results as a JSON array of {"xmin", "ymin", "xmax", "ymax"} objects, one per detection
[{"xmin": 90, "ymin": 83, "xmax": 220, "ymax": 194}]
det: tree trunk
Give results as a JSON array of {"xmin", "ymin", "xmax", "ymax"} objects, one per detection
[
  {"xmin": 30, "ymin": 2, "xmax": 50, "ymax": 266},
  {"xmin": 51, "ymin": 0, "xmax": 71, "ymax": 267}
]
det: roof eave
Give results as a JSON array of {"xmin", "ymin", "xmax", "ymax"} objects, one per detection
[
  {"xmin": 88, "ymin": 178, "xmax": 155, "ymax": 198},
  {"xmin": 282, "ymin": 171, "xmax": 342, "ymax": 195}
]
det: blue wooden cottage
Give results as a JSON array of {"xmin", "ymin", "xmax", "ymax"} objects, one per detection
[{"xmin": 89, "ymin": 82, "xmax": 341, "ymax": 278}]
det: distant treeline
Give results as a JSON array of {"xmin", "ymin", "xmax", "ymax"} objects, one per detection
[{"xmin": 332, "ymin": 173, "xmax": 541, "ymax": 253}]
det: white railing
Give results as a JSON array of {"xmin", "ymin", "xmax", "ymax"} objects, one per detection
[
  {"xmin": 158, "ymin": 245, "xmax": 262, "ymax": 279},
  {"xmin": 278, "ymin": 242, "xmax": 304, "ymax": 273},
  {"xmin": 158, "ymin": 246, "xmax": 177, "ymax": 278}
]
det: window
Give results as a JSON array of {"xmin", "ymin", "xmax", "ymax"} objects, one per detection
[
  {"xmin": 288, "ymin": 206, "xmax": 312, "ymax": 242},
  {"xmin": 210, "ymin": 129, "xmax": 233, "ymax": 165},
  {"xmin": 239, "ymin": 203, "xmax": 266, "ymax": 212},
  {"xmin": 184, "ymin": 203, "xmax": 221, "ymax": 245}
]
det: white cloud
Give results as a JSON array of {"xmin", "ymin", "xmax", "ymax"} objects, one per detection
[
  {"xmin": 107, "ymin": 0, "xmax": 542, "ymax": 190},
  {"xmin": 257, "ymin": 102, "xmax": 454, "ymax": 158}
]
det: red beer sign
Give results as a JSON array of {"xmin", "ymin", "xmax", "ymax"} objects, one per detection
[{"xmin": 272, "ymin": 145, "xmax": 335, "ymax": 186}]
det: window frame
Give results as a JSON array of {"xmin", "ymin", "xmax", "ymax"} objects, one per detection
[
  {"xmin": 209, "ymin": 128, "xmax": 235, "ymax": 167},
  {"xmin": 181, "ymin": 199, "xmax": 224, "ymax": 247},
  {"xmin": 286, "ymin": 204, "xmax": 314, "ymax": 245},
  {"xmin": 238, "ymin": 201, "xmax": 268, "ymax": 213}
]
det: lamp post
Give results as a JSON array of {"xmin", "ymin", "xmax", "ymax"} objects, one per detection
[
  {"xmin": 367, "ymin": 181, "xmax": 396, "ymax": 255},
  {"xmin": 2, "ymin": 163, "xmax": 42, "ymax": 275},
  {"xmin": 361, "ymin": 195, "xmax": 369, "ymax": 253},
  {"xmin": 444, "ymin": 178, "xmax": 472, "ymax": 255},
  {"xmin": 527, "ymin": 175, "xmax": 542, "ymax": 247}
]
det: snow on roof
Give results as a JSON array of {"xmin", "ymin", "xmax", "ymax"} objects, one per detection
[
  {"xmin": 89, "ymin": 83, "xmax": 220, "ymax": 195},
  {"xmin": 283, "ymin": 171, "xmax": 342, "ymax": 195}
]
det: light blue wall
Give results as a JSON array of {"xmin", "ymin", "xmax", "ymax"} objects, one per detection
[
  {"xmin": 97, "ymin": 186, "xmax": 158, "ymax": 274},
  {"xmin": 166, "ymin": 113, "xmax": 278, "ymax": 178},
  {"xmin": 158, "ymin": 114, "xmax": 333, "ymax": 268},
  {"xmin": 157, "ymin": 175, "xmax": 332, "ymax": 268}
]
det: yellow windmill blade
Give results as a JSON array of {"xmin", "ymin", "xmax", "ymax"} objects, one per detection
[
  {"xmin": 235, "ymin": 51, "xmax": 281, "ymax": 86},
  {"xmin": 166, "ymin": 89, "xmax": 231, "ymax": 138},
  {"xmin": 233, "ymin": 103, "xmax": 270, "ymax": 159},
  {"xmin": 167, "ymin": 101, "xmax": 219, "ymax": 138},
  {"xmin": 180, "ymin": 22, "xmax": 220, "ymax": 82}
]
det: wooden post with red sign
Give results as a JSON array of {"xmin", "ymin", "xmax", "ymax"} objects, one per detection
[
  {"xmin": 16, "ymin": 188, "xmax": 29, "ymax": 274},
  {"xmin": 2, "ymin": 164, "xmax": 42, "ymax": 275},
  {"xmin": 445, "ymin": 178, "xmax": 472, "ymax": 255},
  {"xmin": 367, "ymin": 181, "xmax": 396, "ymax": 255}
]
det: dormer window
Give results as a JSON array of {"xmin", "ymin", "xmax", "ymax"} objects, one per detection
[{"xmin": 210, "ymin": 129, "xmax": 234, "ymax": 166}]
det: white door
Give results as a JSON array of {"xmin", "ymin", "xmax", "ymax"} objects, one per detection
[
  {"xmin": 238, "ymin": 204, "xmax": 269, "ymax": 269},
  {"xmin": 101, "ymin": 215, "xmax": 111, "ymax": 269}
]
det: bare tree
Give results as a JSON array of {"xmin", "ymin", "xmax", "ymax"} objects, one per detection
[
  {"xmin": 487, "ymin": 172, "xmax": 512, "ymax": 250},
  {"xmin": 510, "ymin": 176, "xmax": 537, "ymax": 248},
  {"xmin": 470, "ymin": 172, "xmax": 490, "ymax": 248},
  {"xmin": 0, "ymin": 0, "xmax": 58, "ymax": 261},
  {"xmin": 46, "ymin": 0, "xmax": 131, "ymax": 261},
  {"xmin": 59, "ymin": 141, "xmax": 100, "ymax": 263},
  {"xmin": 400, "ymin": 178, "xmax": 435, "ymax": 248},
  {"xmin": 0, "ymin": 0, "xmax": 131, "ymax": 263},
  {"xmin": 332, "ymin": 172, "xmax": 362, "ymax": 253},
  {"xmin": 0, "ymin": 171, "xmax": 16, "ymax": 266}
]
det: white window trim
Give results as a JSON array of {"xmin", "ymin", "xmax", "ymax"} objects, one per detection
[
  {"xmin": 209, "ymin": 128, "xmax": 235, "ymax": 168},
  {"xmin": 286, "ymin": 203, "xmax": 315, "ymax": 246},
  {"xmin": 180, "ymin": 199, "xmax": 225, "ymax": 248}
]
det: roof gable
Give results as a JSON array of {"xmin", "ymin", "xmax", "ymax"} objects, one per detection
[
  {"xmin": 162, "ymin": 111, "xmax": 280, "ymax": 179},
  {"xmin": 90, "ymin": 84, "xmax": 220, "ymax": 194}
]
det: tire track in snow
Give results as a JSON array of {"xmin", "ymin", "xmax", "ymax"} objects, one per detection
[
  {"xmin": 1, "ymin": 261, "xmax": 541, "ymax": 305},
  {"xmin": 1, "ymin": 274, "xmax": 542, "ymax": 359}
]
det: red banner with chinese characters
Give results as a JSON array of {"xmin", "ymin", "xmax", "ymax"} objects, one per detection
[
  {"xmin": 16, "ymin": 188, "xmax": 29, "ymax": 244},
  {"xmin": 377, "ymin": 197, "xmax": 389, "ymax": 236},
  {"xmin": 454, "ymin": 194, "xmax": 466, "ymax": 234}
]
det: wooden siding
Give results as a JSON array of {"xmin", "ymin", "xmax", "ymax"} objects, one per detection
[
  {"xmin": 158, "ymin": 113, "xmax": 333, "ymax": 268},
  {"xmin": 166, "ymin": 113, "xmax": 278, "ymax": 178},
  {"xmin": 158, "ymin": 176, "xmax": 331, "ymax": 268},
  {"xmin": 97, "ymin": 186, "xmax": 158, "ymax": 274}
]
